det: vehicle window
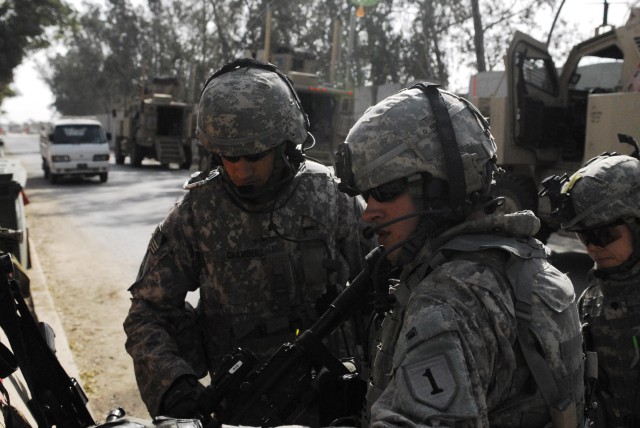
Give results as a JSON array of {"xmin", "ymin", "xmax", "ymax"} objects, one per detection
[
  {"xmin": 518, "ymin": 53, "xmax": 558, "ymax": 95},
  {"xmin": 571, "ymin": 57, "xmax": 623, "ymax": 92},
  {"xmin": 53, "ymin": 125, "xmax": 106, "ymax": 144}
]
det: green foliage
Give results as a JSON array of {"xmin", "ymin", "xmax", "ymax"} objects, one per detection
[
  {"xmin": 0, "ymin": 0, "xmax": 71, "ymax": 105},
  {"xmin": 14, "ymin": 0, "xmax": 570, "ymax": 116}
]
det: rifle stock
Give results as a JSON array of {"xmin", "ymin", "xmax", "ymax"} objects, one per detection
[
  {"xmin": 206, "ymin": 245, "xmax": 391, "ymax": 426},
  {"xmin": 0, "ymin": 252, "xmax": 95, "ymax": 428}
]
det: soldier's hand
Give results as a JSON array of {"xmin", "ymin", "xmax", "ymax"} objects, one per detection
[{"xmin": 160, "ymin": 375, "xmax": 212, "ymax": 424}]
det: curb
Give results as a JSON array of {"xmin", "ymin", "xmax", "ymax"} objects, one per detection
[{"xmin": 25, "ymin": 237, "xmax": 96, "ymax": 418}]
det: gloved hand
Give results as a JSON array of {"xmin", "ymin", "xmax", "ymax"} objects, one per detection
[{"xmin": 160, "ymin": 375, "xmax": 211, "ymax": 423}]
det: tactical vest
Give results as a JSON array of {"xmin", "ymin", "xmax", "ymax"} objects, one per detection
[
  {"xmin": 580, "ymin": 282, "xmax": 640, "ymax": 427},
  {"xmin": 366, "ymin": 235, "xmax": 584, "ymax": 427},
  {"xmin": 187, "ymin": 168, "xmax": 351, "ymax": 367}
]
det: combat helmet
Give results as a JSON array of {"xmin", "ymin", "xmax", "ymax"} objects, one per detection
[
  {"xmin": 196, "ymin": 58, "xmax": 309, "ymax": 157},
  {"xmin": 336, "ymin": 83, "xmax": 497, "ymax": 221},
  {"xmin": 547, "ymin": 154, "xmax": 640, "ymax": 232}
]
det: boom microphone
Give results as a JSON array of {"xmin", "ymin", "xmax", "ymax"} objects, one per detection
[{"xmin": 362, "ymin": 208, "xmax": 450, "ymax": 239}]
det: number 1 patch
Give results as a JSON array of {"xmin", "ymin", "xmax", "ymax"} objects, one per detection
[{"xmin": 401, "ymin": 353, "xmax": 457, "ymax": 410}]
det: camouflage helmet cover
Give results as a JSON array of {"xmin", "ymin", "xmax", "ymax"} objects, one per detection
[
  {"xmin": 561, "ymin": 154, "xmax": 640, "ymax": 231},
  {"xmin": 342, "ymin": 87, "xmax": 497, "ymax": 195},
  {"xmin": 196, "ymin": 66, "xmax": 308, "ymax": 156}
]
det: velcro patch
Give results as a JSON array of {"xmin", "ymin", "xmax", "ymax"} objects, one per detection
[
  {"xmin": 148, "ymin": 226, "xmax": 166, "ymax": 254},
  {"xmin": 401, "ymin": 353, "xmax": 457, "ymax": 410}
]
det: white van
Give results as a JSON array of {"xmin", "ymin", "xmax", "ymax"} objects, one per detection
[{"xmin": 40, "ymin": 117, "xmax": 111, "ymax": 184}]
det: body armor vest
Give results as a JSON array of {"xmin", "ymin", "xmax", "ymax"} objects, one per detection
[
  {"xmin": 580, "ymin": 281, "xmax": 640, "ymax": 427},
  {"xmin": 189, "ymin": 168, "xmax": 350, "ymax": 367},
  {"xmin": 366, "ymin": 235, "xmax": 584, "ymax": 427}
]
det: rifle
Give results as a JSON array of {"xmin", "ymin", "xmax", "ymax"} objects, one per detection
[
  {"xmin": 0, "ymin": 251, "xmax": 96, "ymax": 428},
  {"xmin": 204, "ymin": 245, "xmax": 392, "ymax": 427}
]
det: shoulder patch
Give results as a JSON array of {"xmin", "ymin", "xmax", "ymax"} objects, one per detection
[
  {"xmin": 401, "ymin": 353, "xmax": 457, "ymax": 411},
  {"xmin": 183, "ymin": 169, "xmax": 220, "ymax": 190},
  {"xmin": 148, "ymin": 225, "xmax": 166, "ymax": 254}
]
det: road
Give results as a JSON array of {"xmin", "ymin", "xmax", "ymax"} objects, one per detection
[
  {"xmin": 0, "ymin": 131, "xmax": 594, "ymax": 423},
  {"xmin": 3, "ymin": 132, "xmax": 196, "ymax": 421}
]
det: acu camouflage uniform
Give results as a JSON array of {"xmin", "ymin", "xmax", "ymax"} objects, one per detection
[
  {"xmin": 123, "ymin": 160, "xmax": 368, "ymax": 416},
  {"xmin": 554, "ymin": 154, "xmax": 640, "ymax": 427},
  {"xmin": 337, "ymin": 85, "xmax": 584, "ymax": 427},
  {"xmin": 367, "ymin": 211, "xmax": 584, "ymax": 427},
  {"xmin": 579, "ymin": 264, "xmax": 640, "ymax": 427}
]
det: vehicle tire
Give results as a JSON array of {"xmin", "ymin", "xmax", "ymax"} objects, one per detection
[
  {"xmin": 43, "ymin": 160, "xmax": 50, "ymax": 179},
  {"xmin": 492, "ymin": 172, "xmax": 538, "ymax": 214},
  {"xmin": 115, "ymin": 138, "xmax": 125, "ymax": 165},
  {"xmin": 131, "ymin": 143, "xmax": 143, "ymax": 167},
  {"xmin": 49, "ymin": 173, "xmax": 60, "ymax": 184},
  {"xmin": 180, "ymin": 145, "xmax": 192, "ymax": 170},
  {"xmin": 99, "ymin": 172, "xmax": 108, "ymax": 183}
]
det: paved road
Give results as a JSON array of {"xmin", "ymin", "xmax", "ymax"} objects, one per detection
[{"xmin": 2, "ymin": 132, "xmax": 197, "ymax": 421}]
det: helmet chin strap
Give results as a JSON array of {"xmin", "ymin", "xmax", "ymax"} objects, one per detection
[
  {"xmin": 221, "ymin": 144, "xmax": 302, "ymax": 211},
  {"xmin": 362, "ymin": 208, "xmax": 450, "ymax": 239},
  {"xmin": 363, "ymin": 208, "xmax": 452, "ymax": 266}
]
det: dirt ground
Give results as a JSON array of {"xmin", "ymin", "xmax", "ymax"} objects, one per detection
[{"xmin": 26, "ymin": 197, "xmax": 150, "ymax": 423}]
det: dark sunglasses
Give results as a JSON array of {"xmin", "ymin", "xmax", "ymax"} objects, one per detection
[
  {"xmin": 362, "ymin": 178, "xmax": 408, "ymax": 202},
  {"xmin": 220, "ymin": 149, "xmax": 272, "ymax": 163},
  {"xmin": 576, "ymin": 219, "xmax": 625, "ymax": 247}
]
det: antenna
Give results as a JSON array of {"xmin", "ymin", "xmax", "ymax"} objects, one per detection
[
  {"xmin": 602, "ymin": 0, "xmax": 610, "ymax": 27},
  {"xmin": 547, "ymin": 0, "xmax": 567, "ymax": 46}
]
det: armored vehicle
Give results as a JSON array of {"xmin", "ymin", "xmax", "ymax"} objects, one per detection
[
  {"xmin": 469, "ymin": 8, "xmax": 640, "ymax": 237},
  {"xmin": 113, "ymin": 76, "xmax": 193, "ymax": 169}
]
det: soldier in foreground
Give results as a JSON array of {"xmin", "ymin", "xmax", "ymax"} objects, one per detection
[
  {"xmin": 543, "ymin": 149, "xmax": 640, "ymax": 427},
  {"xmin": 123, "ymin": 58, "xmax": 370, "ymax": 424},
  {"xmin": 335, "ymin": 84, "xmax": 584, "ymax": 426}
]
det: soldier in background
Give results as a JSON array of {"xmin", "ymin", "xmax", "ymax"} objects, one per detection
[
  {"xmin": 123, "ymin": 58, "xmax": 371, "ymax": 424},
  {"xmin": 335, "ymin": 84, "xmax": 584, "ymax": 427},
  {"xmin": 543, "ymin": 150, "xmax": 640, "ymax": 427}
]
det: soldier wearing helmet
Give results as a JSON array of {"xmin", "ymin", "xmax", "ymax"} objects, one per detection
[
  {"xmin": 336, "ymin": 83, "xmax": 584, "ymax": 426},
  {"xmin": 123, "ymin": 58, "xmax": 372, "ymax": 424},
  {"xmin": 542, "ymin": 142, "xmax": 640, "ymax": 427}
]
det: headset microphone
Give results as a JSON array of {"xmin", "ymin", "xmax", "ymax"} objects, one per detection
[{"xmin": 362, "ymin": 208, "xmax": 451, "ymax": 239}]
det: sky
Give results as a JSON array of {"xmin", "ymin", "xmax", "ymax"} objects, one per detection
[{"xmin": 0, "ymin": 0, "xmax": 634, "ymax": 124}]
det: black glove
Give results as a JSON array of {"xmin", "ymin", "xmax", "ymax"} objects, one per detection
[{"xmin": 160, "ymin": 375, "xmax": 211, "ymax": 422}]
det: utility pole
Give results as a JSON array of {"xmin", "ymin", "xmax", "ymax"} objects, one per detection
[
  {"xmin": 263, "ymin": 4, "xmax": 272, "ymax": 62},
  {"xmin": 330, "ymin": 20, "xmax": 341, "ymax": 84}
]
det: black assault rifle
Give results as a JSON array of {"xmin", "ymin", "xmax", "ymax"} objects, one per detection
[
  {"xmin": 204, "ymin": 245, "xmax": 392, "ymax": 427},
  {"xmin": 0, "ymin": 251, "xmax": 96, "ymax": 427}
]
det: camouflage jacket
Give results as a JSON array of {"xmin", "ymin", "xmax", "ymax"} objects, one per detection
[
  {"xmin": 123, "ymin": 160, "xmax": 370, "ymax": 416},
  {"xmin": 367, "ymin": 210, "xmax": 584, "ymax": 427},
  {"xmin": 579, "ymin": 260, "xmax": 640, "ymax": 427}
]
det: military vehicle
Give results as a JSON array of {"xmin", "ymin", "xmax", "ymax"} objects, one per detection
[
  {"xmin": 193, "ymin": 49, "xmax": 354, "ymax": 171},
  {"xmin": 0, "ymin": 150, "xmax": 29, "ymax": 268},
  {"xmin": 112, "ymin": 76, "xmax": 193, "ymax": 169},
  {"xmin": 271, "ymin": 48, "xmax": 354, "ymax": 166},
  {"xmin": 468, "ymin": 7, "xmax": 640, "ymax": 237}
]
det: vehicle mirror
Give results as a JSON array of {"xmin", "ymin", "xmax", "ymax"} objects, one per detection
[{"xmin": 569, "ymin": 72, "xmax": 581, "ymax": 85}]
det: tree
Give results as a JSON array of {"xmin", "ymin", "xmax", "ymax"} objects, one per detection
[
  {"xmin": 44, "ymin": 0, "xmax": 144, "ymax": 115},
  {"xmin": 41, "ymin": 0, "xmax": 576, "ymax": 117},
  {"xmin": 0, "ymin": 0, "xmax": 71, "ymax": 106}
]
